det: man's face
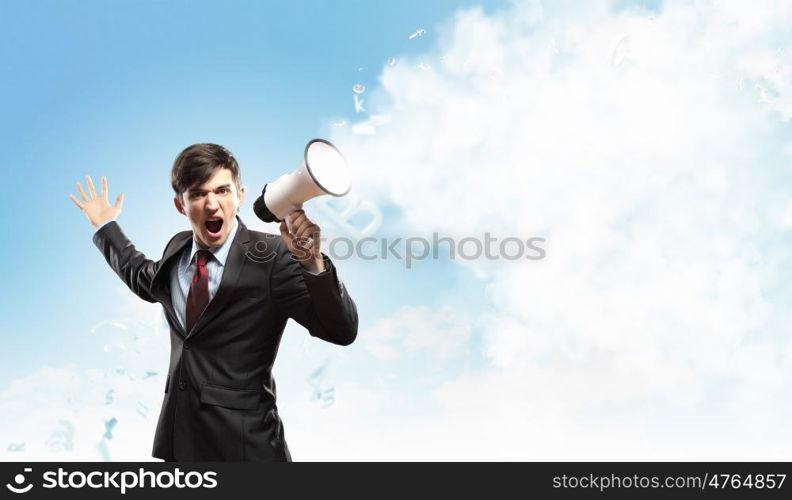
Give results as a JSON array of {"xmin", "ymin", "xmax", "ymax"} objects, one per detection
[{"xmin": 174, "ymin": 166, "xmax": 246, "ymax": 248}]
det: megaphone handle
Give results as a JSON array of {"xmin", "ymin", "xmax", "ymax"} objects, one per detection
[
  {"xmin": 284, "ymin": 210, "xmax": 315, "ymax": 250},
  {"xmin": 285, "ymin": 213, "xmax": 294, "ymax": 236}
]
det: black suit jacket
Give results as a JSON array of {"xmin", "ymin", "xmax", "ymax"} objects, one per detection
[{"xmin": 92, "ymin": 214, "xmax": 358, "ymax": 461}]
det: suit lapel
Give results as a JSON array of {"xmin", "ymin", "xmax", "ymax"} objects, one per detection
[
  {"xmin": 151, "ymin": 231, "xmax": 192, "ymax": 337},
  {"xmin": 185, "ymin": 217, "xmax": 252, "ymax": 341}
]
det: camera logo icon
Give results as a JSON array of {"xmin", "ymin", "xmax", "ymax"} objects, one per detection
[{"xmin": 5, "ymin": 468, "xmax": 34, "ymax": 494}]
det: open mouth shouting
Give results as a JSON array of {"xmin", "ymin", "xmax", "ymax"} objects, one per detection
[{"xmin": 205, "ymin": 217, "xmax": 224, "ymax": 240}]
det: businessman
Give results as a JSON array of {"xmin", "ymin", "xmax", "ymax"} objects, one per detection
[{"xmin": 69, "ymin": 143, "xmax": 358, "ymax": 461}]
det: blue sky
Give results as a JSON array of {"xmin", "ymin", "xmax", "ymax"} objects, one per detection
[{"xmin": 3, "ymin": 0, "xmax": 792, "ymax": 461}]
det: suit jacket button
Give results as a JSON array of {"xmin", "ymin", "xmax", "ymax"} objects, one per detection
[
  {"xmin": 184, "ymin": 342, "xmax": 190, "ymax": 350},
  {"xmin": 178, "ymin": 381, "xmax": 186, "ymax": 391}
]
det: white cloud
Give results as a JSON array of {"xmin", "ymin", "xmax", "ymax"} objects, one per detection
[
  {"xmin": 363, "ymin": 305, "xmax": 472, "ymax": 361},
  {"xmin": 324, "ymin": 0, "xmax": 792, "ymax": 459},
  {"xmin": 0, "ymin": 364, "xmax": 164, "ymax": 461},
  {"xmin": 0, "ymin": 290, "xmax": 167, "ymax": 462}
]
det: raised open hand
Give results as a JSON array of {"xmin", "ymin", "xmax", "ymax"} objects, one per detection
[{"xmin": 69, "ymin": 175, "xmax": 124, "ymax": 228}]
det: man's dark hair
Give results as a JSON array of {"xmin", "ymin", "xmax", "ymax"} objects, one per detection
[{"xmin": 171, "ymin": 143, "xmax": 241, "ymax": 196}]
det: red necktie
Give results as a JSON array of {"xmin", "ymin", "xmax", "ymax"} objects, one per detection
[{"xmin": 186, "ymin": 250, "xmax": 212, "ymax": 334}]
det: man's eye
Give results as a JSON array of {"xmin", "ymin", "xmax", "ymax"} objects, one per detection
[{"xmin": 218, "ymin": 188, "xmax": 230, "ymax": 194}]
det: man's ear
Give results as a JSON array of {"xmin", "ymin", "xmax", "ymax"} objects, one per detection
[
  {"xmin": 174, "ymin": 195, "xmax": 186, "ymax": 215},
  {"xmin": 238, "ymin": 185, "xmax": 246, "ymax": 207}
]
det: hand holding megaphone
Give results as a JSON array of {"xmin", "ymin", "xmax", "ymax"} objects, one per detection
[
  {"xmin": 278, "ymin": 209, "xmax": 322, "ymax": 263},
  {"xmin": 254, "ymin": 139, "xmax": 351, "ymax": 253}
]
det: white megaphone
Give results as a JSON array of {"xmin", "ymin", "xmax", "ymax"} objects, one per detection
[{"xmin": 253, "ymin": 139, "xmax": 351, "ymax": 234}]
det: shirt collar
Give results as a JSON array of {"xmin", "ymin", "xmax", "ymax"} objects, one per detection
[{"xmin": 188, "ymin": 216, "xmax": 239, "ymax": 267}]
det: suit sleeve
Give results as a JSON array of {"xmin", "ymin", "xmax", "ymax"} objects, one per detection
[
  {"xmin": 269, "ymin": 239, "xmax": 359, "ymax": 346},
  {"xmin": 92, "ymin": 221, "xmax": 166, "ymax": 304}
]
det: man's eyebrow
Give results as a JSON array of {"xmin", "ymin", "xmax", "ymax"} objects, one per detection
[{"xmin": 188, "ymin": 184, "xmax": 232, "ymax": 193}]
